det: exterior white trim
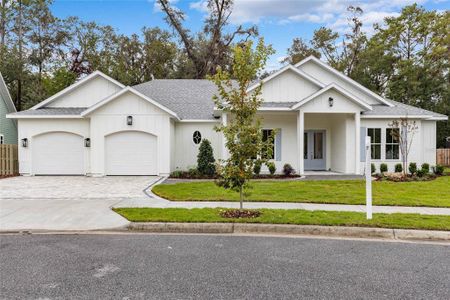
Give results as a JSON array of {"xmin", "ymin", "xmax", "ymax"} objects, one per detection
[
  {"xmin": 247, "ymin": 64, "xmax": 325, "ymax": 93},
  {"xmin": 295, "ymin": 56, "xmax": 394, "ymax": 107},
  {"xmin": 258, "ymin": 107, "xmax": 292, "ymax": 111},
  {"xmin": 291, "ymin": 83, "xmax": 373, "ymax": 111},
  {"xmin": 0, "ymin": 72, "xmax": 16, "ymax": 113},
  {"xmin": 178, "ymin": 119, "xmax": 220, "ymax": 123},
  {"xmin": 31, "ymin": 71, "xmax": 125, "ymax": 110},
  {"xmin": 81, "ymin": 87, "xmax": 180, "ymax": 119},
  {"xmin": 361, "ymin": 115, "xmax": 441, "ymax": 120},
  {"xmin": 6, "ymin": 114, "xmax": 83, "ymax": 119}
]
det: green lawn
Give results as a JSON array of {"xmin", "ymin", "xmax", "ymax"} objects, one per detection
[
  {"xmin": 153, "ymin": 176, "xmax": 450, "ymax": 207},
  {"xmin": 114, "ymin": 208, "xmax": 450, "ymax": 231}
]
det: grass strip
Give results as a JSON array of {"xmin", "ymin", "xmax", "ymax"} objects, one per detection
[
  {"xmin": 114, "ymin": 208, "xmax": 450, "ymax": 231},
  {"xmin": 152, "ymin": 176, "xmax": 450, "ymax": 207}
]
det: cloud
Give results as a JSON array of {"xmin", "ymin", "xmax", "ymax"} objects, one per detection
[{"xmin": 189, "ymin": 0, "xmax": 433, "ymax": 34}]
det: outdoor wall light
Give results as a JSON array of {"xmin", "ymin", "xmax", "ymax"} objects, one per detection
[
  {"xmin": 127, "ymin": 115, "xmax": 133, "ymax": 125},
  {"xmin": 84, "ymin": 138, "xmax": 91, "ymax": 147},
  {"xmin": 21, "ymin": 138, "xmax": 28, "ymax": 148},
  {"xmin": 328, "ymin": 97, "xmax": 334, "ymax": 107}
]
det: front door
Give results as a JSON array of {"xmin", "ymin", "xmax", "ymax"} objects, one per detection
[{"xmin": 304, "ymin": 130, "xmax": 326, "ymax": 170}]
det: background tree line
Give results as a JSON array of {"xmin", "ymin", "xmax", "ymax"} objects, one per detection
[
  {"xmin": 283, "ymin": 5, "xmax": 449, "ymax": 147},
  {"xmin": 0, "ymin": 1, "xmax": 448, "ymax": 146}
]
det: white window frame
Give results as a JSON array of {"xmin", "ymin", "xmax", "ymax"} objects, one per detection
[
  {"xmin": 262, "ymin": 129, "xmax": 276, "ymax": 160},
  {"xmin": 385, "ymin": 128, "xmax": 400, "ymax": 161},
  {"xmin": 192, "ymin": 130, "xmax": 202, "ymax": 146},
  {"xmin": 367, "ymin": 128, "xmax": 381, "ymax": 160}
]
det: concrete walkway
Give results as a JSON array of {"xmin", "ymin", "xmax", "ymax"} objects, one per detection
[{"xmin": 113, "ymin": 179, "xmax": 450, "ymax": 216}]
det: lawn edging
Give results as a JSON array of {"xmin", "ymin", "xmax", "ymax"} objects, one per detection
[{"xmin": 127, "ymin": 222, "xmax": 450, "ymax": 242}]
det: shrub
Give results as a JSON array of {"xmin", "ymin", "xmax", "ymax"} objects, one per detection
[
  {"xmin": 371, "ymin": 163, "xmax": 376, "ymax": 174},
  {"xmin": 421, "ymin": 163, "xmax": 430, "ymax": 173},
  {"xmin": 380, "ymin": 163, "xmax": 388, "ymax": 173},
  {"xmin": 416, "ymin": 169, "xmax": 426, "ymax": 177},
  {"xmin": 197, "ymin": 139, "xmax": 215, "ymax": 176},
  {"xmin": 267, "ymin": 162, "xmax": 276, "ymax": 175},
  {"xmin": 282, "ymin": 163, "xmax": 295, "ymax": 176},
  {"xmin": 432, "ymin": 165, "xmax": 444, "ymax": 176},
  {"xmin": 253, "ymin": 160, "xmax": 261, "ymax": 175},
  {"xmin": 188, "ymin": 167, "xmax": 200, "ymax": 178},
  {"xmin": 395, "ymin": 163, "xmax": 403, "ymax": 173},
  {"xmin": 409, "ymin": 162, "xmax": 417, "ymax": 174},
  {"xmin": 171, "ymin": 170, "xmax": 183, "ymax": 178}
]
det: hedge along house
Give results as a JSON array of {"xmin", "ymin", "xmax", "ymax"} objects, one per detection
[{"xmin": 7, "ymin": 56, "xmax": 447, "ymax": 176}]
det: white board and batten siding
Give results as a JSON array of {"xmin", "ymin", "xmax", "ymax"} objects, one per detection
[
  {"xmin": 17, "ymin": 119, "xmax": 90, "ymax": 175},
  {"xmin": 88, "ymin": 90, "xmax": 172, "ymax": 176},
  {"xmin": 47, "ymin": 76, "xmax": 122, "ymax": 108},
  {"xmin": 260, "ymin": 69, "xmax": 320, "ymax": 103}
]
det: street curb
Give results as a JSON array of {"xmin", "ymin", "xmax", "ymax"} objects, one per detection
[{"xmin": 127, "ymin": 222, "xmax": 450, "ymax": 242}]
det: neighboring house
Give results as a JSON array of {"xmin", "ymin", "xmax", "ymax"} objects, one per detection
[
  {"xmin": 7, "ymin": 56, "xmax": 448, "ymax": 176},
  {"xmin": 0, "ymin": 73, "xmax": 17, "ymax": 145}
]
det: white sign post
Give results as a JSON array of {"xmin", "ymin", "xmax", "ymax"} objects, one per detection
[{"xmin": 365, "ymin": 136, "xmax": 372, "ymax": 219}]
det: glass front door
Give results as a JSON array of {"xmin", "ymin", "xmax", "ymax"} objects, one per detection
[{"xmin": 304, "ymin": 130, "xmax": 326, "ymax": 170}]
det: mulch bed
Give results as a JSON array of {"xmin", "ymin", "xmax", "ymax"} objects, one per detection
[{"xmin": 219, "ymin": 209, "xmax": 261, "ymax": 219}]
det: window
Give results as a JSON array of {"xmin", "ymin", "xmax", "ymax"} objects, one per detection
[
  {"xmin": 386, "ymin": 128, "xmax": 399, "ymax": 159},
  {"xmin": 262, "ymin": 129, "xmax": 275, "ymax": 159},
  {"xmin": 367, "ymin": 128, "xmax": 381, "ymax": 159},
  {"xmin": 0, "ymin": 134, "xmax": 3, "ymax": 144},
  {"xmin": 192, "ymin": 131, "xmax": 202, "ymax": 144}
]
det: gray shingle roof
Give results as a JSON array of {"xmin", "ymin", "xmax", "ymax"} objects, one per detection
[
  {"xmin": 10, "ymin": 107, "xmax": 87, "ymax": 116},
  {"xmin": 362, "ymin": 100, "xmax": 447, "ymax": 118},
  {"xmin": 133, "ymin": 80, "xmax": 219, "ymax": 120}
]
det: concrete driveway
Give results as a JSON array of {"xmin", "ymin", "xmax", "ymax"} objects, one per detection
[{"xmin": 0, "ymin": 176, "xmax": 160, "ymax": 231}]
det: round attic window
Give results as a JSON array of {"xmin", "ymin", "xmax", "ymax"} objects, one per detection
[{"xmin": 193, "ymin": 131, "xmax": 202, "ymax": 144}]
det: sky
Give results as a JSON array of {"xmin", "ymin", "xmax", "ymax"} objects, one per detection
[{"xmin": 51, "ymin": 0, "xmax": 449, "ymax": 70}]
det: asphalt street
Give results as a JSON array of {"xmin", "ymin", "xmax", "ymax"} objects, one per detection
[{"xmin": 0, "ymin": 234, "xmax": 449, "ymax": 299}]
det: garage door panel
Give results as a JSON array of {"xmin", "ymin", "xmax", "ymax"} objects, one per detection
[
  {"xmin": 105, "ymin": 131, "xmax": 157, "ymax": 175},
  {"xmin": 33, "ymin": 132, "xmax": 84, "ymax": 175}
]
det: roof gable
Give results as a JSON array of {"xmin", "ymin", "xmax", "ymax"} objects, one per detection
[
  {"xmin": 295, "ymin": 56, "xmax": 393, "ymax": 107},
  {"xmin": 81, "ymin": 87, "xmax": 179, "ymax": 119},
  {"xmin": 292, "ymin": 83, "xmax": 372, "ymax": 111},
  {"xmin": 31, "ymin": 71, "xmax": 125, "ymax": 109},
  {"xmin": 247, "ymin": 64, "xmax": 325, "ymax": 93}
]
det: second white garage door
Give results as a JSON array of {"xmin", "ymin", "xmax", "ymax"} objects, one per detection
[{"xmin": 105, "ymin": 131, "xmax": 158, "ymax": 175}]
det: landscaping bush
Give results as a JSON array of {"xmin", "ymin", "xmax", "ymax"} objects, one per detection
[
  {"xmin": 380, "ymin": 163, "xmax": 388, "ymax": 173},
  {"xmin": 188, "ymin": 167, "xmax": 200, "ymax": 177},
  {"xmin": 282, "ymin": 163, "xmax": 295, "ymax": 176},
  {"xmin": 409, "ymin": 162, "xmax": 417, "ymax": 174},
  {"xmin": 421, "ymin": 163, "xmax": 430, "ymax": 173},
  {"xmin": 416, "ymin": 169, "xmax": 426, "ymax": 177},
  {"xmin": 171, "ymin": 170, "xmax": 183, "ymax": 178},
  {"xmin": 432, "ymin": 165, "xmax": 444, "ymax": 176},
  {"xmin": 267, "ymin": 162, "xmax": 276, "ymax": 175},
  {"xmin": 371, "ymin": 163, "xmax": 376, "ymax": 174},
  {"xmin": 395, "ymin": 163, "xmax": 403, "ymax": 173},
  {"xmin": 253, "ymin": 161, "xmax": 261, "ymax": 175},
  {"xmin": 197, "ymin": 139, "xmax": 215, "ymax": 176}
]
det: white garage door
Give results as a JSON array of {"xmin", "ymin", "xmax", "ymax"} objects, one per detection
[
  {"xmin": 32, "ymin": 132, "xmax": 85, "ymax": 175},
  {"xmin": 105, "ymin": 131, "xmax": 157, "ymax": 175}
]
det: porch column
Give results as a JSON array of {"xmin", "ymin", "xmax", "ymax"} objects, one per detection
[
  {"xmin": 355, "ymin": 112, "xmax": 360, "ymax": 175},
  {"xmin": 297, "ymin": 110, "xmax": 304, "ymax": 175},
  {"xmin": 221, "ymin": 112, "xmax": 228, "ymax": 160}
]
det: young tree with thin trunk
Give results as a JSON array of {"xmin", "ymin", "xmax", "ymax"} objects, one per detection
[
  {"xmin": 388, "ymin": 118, "xmax": 418, "ymax": 176},
  {"xmin": 210, "ymin": 38, "xmax": 274, "ymax": 209}
]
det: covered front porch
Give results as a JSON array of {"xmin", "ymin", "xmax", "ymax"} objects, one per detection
[{"xmin": 297, "ymin": 112, "xmax": 361, "ymax": 175}]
